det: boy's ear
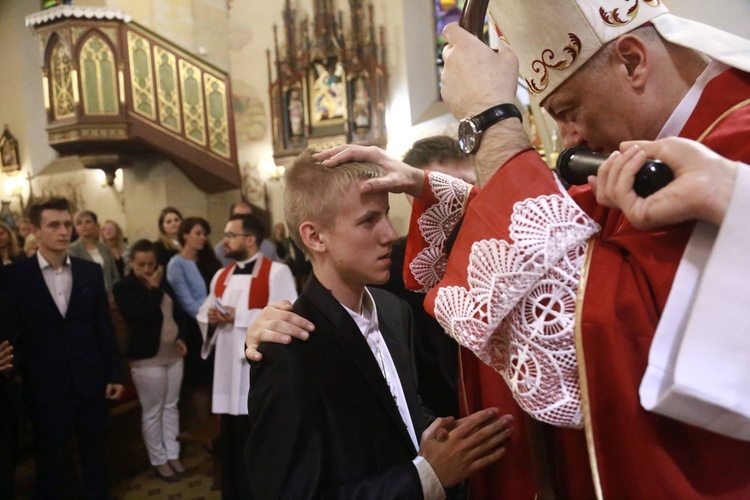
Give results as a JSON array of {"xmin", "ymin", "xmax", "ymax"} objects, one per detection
[{"xmin": 299, "ymin": 221, "xmax": 325, "ymax": 254}]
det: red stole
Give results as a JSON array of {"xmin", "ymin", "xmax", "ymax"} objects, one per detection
[{"xmin": 214, "ymin": 257, "xmax": 272, "ymax": 310}]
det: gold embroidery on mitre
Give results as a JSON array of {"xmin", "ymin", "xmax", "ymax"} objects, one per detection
[
  {"xmin": 488, "ymin": 14, "xmax": 508, "ymax": 45},
  {"xmin": 599, "ymin": 0, "xmax": 662, "ymax": 27},
  {"xmin": 525, "ymin": 33, "xmax": 582, "ymax": 94}
]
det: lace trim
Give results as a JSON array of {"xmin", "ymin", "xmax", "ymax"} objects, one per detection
[
  {"xmin": 409, "ymin": 172, "xmax": 472, "ymax": 292},
  {"xmin": 434, "ymin": 192, "xmax": 599, "ymax": 428}
]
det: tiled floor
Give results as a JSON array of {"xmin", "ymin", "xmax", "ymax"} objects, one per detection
[
  {"xmin": 12, "ymin": 443, "xmax": 220, "ymax": 499},
  {"xmin": 110, "ymin": 444, "xmax": 221, "ymax": 500}
]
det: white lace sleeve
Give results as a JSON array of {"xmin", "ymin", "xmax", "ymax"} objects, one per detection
[
  {"xmin": 409, "ymin": 172, "xmax": 472, "ymax": 292},
  {"xmin": 434, "ymin": 190, "xmax": 600, "ymax": 428}
]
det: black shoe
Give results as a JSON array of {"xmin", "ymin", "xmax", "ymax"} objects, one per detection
[
  {"xmin": 169, "ymin": 460, "xmax": 193, "ymax": 478},
  {"xmin": 154, "ymin": 466, "xmax": 181, "ymax": 483}
]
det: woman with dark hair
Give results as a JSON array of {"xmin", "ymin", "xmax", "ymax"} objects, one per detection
[
  {"xmin": 154, "ymin": 207, "xmax": 183, "ymax": 268},
  {"xmin": 165, "ymin": 217, "xmax": 221, "ymax": 425},
  {"xmin": 113, "ymin": 239, "xmax": 189, "ymax": 481}
]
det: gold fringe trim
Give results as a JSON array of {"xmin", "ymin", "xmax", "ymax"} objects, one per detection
[
  {"xmin": 574, "ymin": 240, "xmax": 603, "ymax": 500},
  {"xmin": 456, "ymin": 349, "xmax": 473, "ymax": 499},
  {"xmin": 457, "ymin": 347, "xmax": 471, "ymax": 417},
  {"xmin": 462, "ymin": 183, "xmax": 473, "ymax": 215},
  {"xmin": 696, "ymin": 97, "xmax": 750, "ymax": 143}
]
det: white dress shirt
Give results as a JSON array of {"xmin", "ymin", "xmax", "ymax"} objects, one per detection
[{"xmin": 37, "ymin": 252, "xmax": 73, "ymax": 317}]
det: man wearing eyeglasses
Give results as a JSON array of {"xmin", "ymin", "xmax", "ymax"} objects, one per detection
[
  {"xmin": 214, "ymin": 200, "xmax": 282, "ymax": 266},
  {"xmin": 197, "ymin": 213, "xmax": 297, "ymax": 499}
]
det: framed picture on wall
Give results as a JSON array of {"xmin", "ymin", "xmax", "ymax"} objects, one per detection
[
  {"xmin": 0, "ymin": 127, "xmax": 20, "ymax": 173},
  {"xmin": 307, "ymin": 60, "xmax": 348, "ymax": 128}
]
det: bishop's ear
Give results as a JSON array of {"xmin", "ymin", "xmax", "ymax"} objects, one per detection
[
  {"xmin": 612, "ymin": 34, "xmax": 649, "ymax": 89},
  {"xmin": 298, "ymin": 221, "xmax": 325, "ymax": 255}
]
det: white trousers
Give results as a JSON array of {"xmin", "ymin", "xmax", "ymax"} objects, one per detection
[{"xmin": 131, "ymin": 359, "xmax": 184, "ymax": 466}]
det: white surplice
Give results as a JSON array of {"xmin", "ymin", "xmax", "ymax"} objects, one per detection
[{"xmin": 197, "ymin": 256, "xmax": 297, "ymax": 415}]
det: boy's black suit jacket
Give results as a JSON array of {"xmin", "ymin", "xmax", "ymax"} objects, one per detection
[{"xmin": 246, "ymin": 273, "xmax": 432, "ymax": 499}]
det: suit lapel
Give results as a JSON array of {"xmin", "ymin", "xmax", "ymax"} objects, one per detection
[
  {"xmin": 303, "ymin": 276, "xmax": 418, "ymax": 453},
  {"xmin": 67, "ymin": 258, "xmax": 86, "ymax": 316},
  {"xmin": 377, "ymin": 302, "xmax": 425, "ymax": 439}
]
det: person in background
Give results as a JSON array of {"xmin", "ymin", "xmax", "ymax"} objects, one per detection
[
  {"xmin": 0, "ymin": 197, "xmax": 124, "ymax": 498},
  {"xmin": 69, "ymin": 210, "xmax": 120, "ymax": 295},
  {"xmin": 271, "ymin": 221, "xmax": 312, "ymax": 292},
  {"xmin": 15, "ymin": 218, "xmax": 31, "ymax": 249},
  {"xmin": 166, "ymin": 217, "xmax": 221, "ymax": 425},
  {"xmin": 101, "ymin": 219, "xmax": 130, "ymax": 277},
  {"xmin": 0, "ymin": 220, "xmax": 24, "ymax": 267},
  {"xmin": 0, "ymin": 290, "xmax": 22, "ymax": 500},
  {"xmin": 113, "ymin": 239, "xmax": 190, "ymax": 482},
  {"xmin": 198, "ymin": 213, "xmax": 297, "ymax": 499},
  {"xmin": 214, "ymin": 200, "xmax": 280, "ymax": 266},
  {"xmin": 154, "ymin": 207, "xmax": 183, "ymax": 269},
  {"xmin": 0, "ymin": 216, "xmax": 24, "ymax": 478},
  {"xmin": 23, "ymin": 233, "xmax": 39, "ymax": 258},
  {"xmin": 402, "ymin": 135, "xmax": 477, "ymax": 184},
  {"xmin": 271, "ymin": 222, "xmax": 291, "ymax": 261}
]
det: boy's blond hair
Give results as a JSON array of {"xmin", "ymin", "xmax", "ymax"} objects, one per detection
[{"xmin": 283, "ymin": 149, "xmax": 382, "ymax": 256}]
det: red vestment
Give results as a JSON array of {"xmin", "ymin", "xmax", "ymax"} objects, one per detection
[{"xmin": 405, "ymin": 68, "xmax": 750, "ymax": 498}]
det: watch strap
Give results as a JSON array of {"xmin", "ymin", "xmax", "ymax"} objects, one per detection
[{"xmin": 472, "ymin": 103, "xmax": 523, "ymax": 131}]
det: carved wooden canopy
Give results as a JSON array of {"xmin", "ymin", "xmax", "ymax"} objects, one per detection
[
  {"xmin": 268, "ymin": 0, "xmax": 388, "ymax": 166},
  {"xmin": 26, "ymin": 6, "xmax": 240, "ymax": 193}
]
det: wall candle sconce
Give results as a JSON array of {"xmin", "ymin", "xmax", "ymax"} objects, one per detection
[
  {"xmin": 2, "ymin": 171, "xmax": 32, "ymax": 212},
  {"xmin": 81, "ymin": 154, "xmax": 128, "ymax": 210},
  {"xmin": 260, "ymin": 157, "xmax": 285, "ymax": 181}
]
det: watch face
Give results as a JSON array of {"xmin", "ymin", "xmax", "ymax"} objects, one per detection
[{"xmin": 458, "ymin": 119, "xmax": 477, "ymax": 154}]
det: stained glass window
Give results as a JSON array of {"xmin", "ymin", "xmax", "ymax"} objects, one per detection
[
  {"xmin": 42, "ymin": 0, "xmax": 72, "ymax": 9},
  {"xmin": 434, "ymin": 0, "xmax": 489, "ymax": 93}
]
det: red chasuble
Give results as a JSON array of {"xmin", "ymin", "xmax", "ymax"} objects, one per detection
[{"xmin": 405, "ymin": 68, "xmax": 750, "ymax": 499}]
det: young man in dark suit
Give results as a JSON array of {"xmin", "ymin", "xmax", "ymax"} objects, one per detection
[
  {"xmin": 0, "ymin": 197, "xmax": 124, "ymax": 499},
  {"xmin": 245, "ymin": 151, "xmax": 513, "ymax": 499}
]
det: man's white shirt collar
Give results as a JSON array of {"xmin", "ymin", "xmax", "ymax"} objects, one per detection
[
  {"xmin": 342, "ymin": 288, "xmax": 379, "ymax": 334},
  {"xmin": 235, "ymin": 252, "xmax": 259, "ymax": 270},
  {"xmin": 37, "ymin": 251, "xmax": 71, "ymax": 270}
]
